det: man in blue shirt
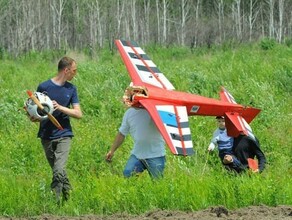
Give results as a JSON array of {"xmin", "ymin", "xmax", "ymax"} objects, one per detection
[{"xmin": 31, "ymin": 57, "xmax": 82, "ymax": 204}]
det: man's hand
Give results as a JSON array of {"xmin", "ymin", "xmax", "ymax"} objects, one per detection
[
  {"xmin": 223, "ymin": 155, "xmax": 233, "ymax": 164},
  {"xmin": 29, "ymin": 116, "xmax": 41, "ymax": 122},
  {"xmin": 105, "ymin": 151, "xmax": 114, "ymax": 162},
  {"xmin": 207, "ymin": 143, "xmax": 215, "ymax": 152},
  {"xmin": 52, "ymin": 100, "xmax": 61, "ymax": 110}
]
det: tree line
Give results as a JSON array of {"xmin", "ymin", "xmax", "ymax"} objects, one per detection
[{"xmin": 0, "ymin": 0, "xmax": 291, "ymax": 57}]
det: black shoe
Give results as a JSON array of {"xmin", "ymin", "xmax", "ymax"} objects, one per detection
[{"xmin": 62, "ymin": 188, "xmax": 70, "ymax": 201}]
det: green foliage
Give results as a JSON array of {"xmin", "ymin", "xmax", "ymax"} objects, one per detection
[
  {"xmin": 284, "ymin": 38, "xmax": 292, "ymax": 47},
  {"xmin": 0, "ymin": 47, "xmax": 5, "ymax": 59},
  {"xmin": 260, "ymin": 38, "xmax": 277, "ymax": 50},
  {"xmin": 0, "ymin": 43, "xmax": 291, "ymax": 217}
]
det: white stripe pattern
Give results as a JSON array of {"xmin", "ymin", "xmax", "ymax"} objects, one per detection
[
  {"xmin": 124, "ymin": 45, "xmax": 175, "ymax": 90},
  {"xmin": 156, "ymin": 105, "xmax": 193, "ymax": 150}
]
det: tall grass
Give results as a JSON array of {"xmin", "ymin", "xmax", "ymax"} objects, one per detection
[{"xmin": 0, "ymin": 43, "xmax": 291, "ymax": 217}]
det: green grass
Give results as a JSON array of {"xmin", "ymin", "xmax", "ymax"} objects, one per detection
[{"xmin": 0, "ymin": 43, "xmax": 291, "ymax": 217}]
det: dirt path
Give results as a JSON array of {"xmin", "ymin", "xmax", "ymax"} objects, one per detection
[{"xmin": 2, "ymin": 205, "xmax": 292, "ymax": 220}]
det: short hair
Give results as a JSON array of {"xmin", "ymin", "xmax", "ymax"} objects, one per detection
[{"xmin": 58, "ymin": 57, "xmax": 75, "ymax": 71}]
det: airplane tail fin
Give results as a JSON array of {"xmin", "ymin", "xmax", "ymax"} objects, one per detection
[
  {"xmin": 220, "ymin": 87, "xmax": 260, "ymax": 138},
  {"xmin": 224, "ymin": 112, "xmax": 255, "ymax": 138}
]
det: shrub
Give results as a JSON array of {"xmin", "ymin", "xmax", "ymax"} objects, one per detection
[
  {"xmin": 260, "ymin": 38, "xmax": 276, "ymax": 50},
  {"xmin": 284, "ymin": 38, "xmax": 292, "ymax": 47}
]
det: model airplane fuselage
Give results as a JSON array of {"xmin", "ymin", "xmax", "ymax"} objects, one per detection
[
  {"xmin": 115, "ymin": 39, "xmax": 261, "ymax": 156},
  {"xmin": 132, "ymin": 86, "xmax": 252, "ymax": 117}
]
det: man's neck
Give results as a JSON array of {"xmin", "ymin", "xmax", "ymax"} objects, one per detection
[{"xmin": 51, "ymin": 74, "xmax": 66, "ymax": 86}]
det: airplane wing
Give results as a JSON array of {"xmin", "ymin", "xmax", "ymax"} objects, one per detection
[
  {"xmin": 139, "ymin": 99, "xmax": 194, "ymax": 156},
  {"xmin": 115, "ymin": 39, "xmax": 175, "ymax": 90}
]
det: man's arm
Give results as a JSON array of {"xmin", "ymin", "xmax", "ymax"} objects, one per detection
[
  {"xmin": 207, "ymin": 130, "xmax": 219, "ymax": 151},
  {"xmin": 53, "ymin": 101, "xmax": 82, "ymax": 119},
  {"xmin": 248, "ymin": 137, "xmax": 266, "ymax": 172},
  {"xmin": 254, "ymin": 141, "xmax": 266, "ymax": 172},
  {"xmin": 106, "ymin": 132, "xmax": 125, "ymax": 161}
]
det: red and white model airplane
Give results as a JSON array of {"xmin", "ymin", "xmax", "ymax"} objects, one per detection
[{"xmin": 115, "ymin": 39, "xmax": 261, "ymax": 156}]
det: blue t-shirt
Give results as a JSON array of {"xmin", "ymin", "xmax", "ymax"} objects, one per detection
[{"xmin": 37, "ymin": 79, "xmax": 79, "ymax": 139}]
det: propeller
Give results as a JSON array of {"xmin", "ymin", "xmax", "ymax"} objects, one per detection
[{"xmin": 26, "ymin": 90, "xmax": 63, "ymax": 130}]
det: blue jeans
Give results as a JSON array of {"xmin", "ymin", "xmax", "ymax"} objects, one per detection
[{"xmin": 123, "ymin": 154, "xmax": 166, "ymax": 179}]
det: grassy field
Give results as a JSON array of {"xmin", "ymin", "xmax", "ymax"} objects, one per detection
[{"xmin": 0, "ymin": 43, "xmax": 291, "ymax": 217}]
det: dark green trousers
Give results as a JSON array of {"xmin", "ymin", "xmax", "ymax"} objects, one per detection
[{"xmin": 41, "ymin": 137, "xmax": 72, "ymax": 194}]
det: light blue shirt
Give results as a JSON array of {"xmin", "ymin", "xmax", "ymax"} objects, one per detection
[
  {"xmin": 211, "ymin": 128, "xmax": 234, "ymax": 159},
  {"xmin": 119, "ymin": 108, "xmax": 165, "ymax": 159}
]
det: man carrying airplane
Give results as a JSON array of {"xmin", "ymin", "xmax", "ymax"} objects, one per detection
[{"xmin": 106, "ymin": 106, "xmax": 166, "ymax": 179}]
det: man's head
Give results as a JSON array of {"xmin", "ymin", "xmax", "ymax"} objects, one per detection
[
  {"xmin": 216, "ymin": 116, "xmax": 225, "ymax": 129},
  {"xmin": 58, "ymin": 57, "xmax": 77, "ymax": 81}
]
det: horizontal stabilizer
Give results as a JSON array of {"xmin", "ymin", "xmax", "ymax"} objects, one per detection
[
  {"xmin": 220, "ymin": 86, "xmax": 261, "ymax": 123},
  {"xmin": 241, "ymin": 107, "xmax": 261, "ymax": 124}
]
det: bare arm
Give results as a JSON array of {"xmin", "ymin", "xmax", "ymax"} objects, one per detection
[
  {"xmin": 106, "ymin": 132, "xmax": 125, "ymax": 161},
  {"xmin": 53, "ymin": 101, "xmax": 82, "ymax": 119}
]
